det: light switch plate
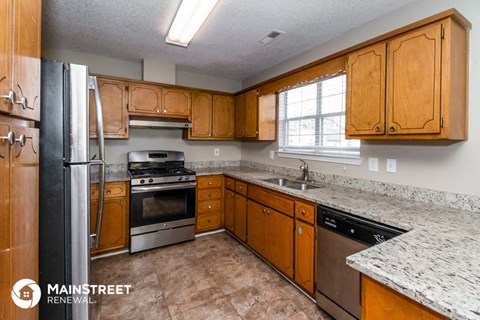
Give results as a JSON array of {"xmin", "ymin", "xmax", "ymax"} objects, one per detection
[
  {"xmin": 386, "ymin": 159, "xmax": 397, "ymax": 173},
  {"xmin": 214, "ymin": 148, "xmax": 220, "ymax": 157},
  {"xmin": 368, "ymin": 157, "xmax": 379, "ymax": 172}
]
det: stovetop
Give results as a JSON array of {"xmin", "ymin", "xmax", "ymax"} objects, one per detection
[{"xmin": 128, "ymin": 167, "xmax": 195, "ymax": 178}]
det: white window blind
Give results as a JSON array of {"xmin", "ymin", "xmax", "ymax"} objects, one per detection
[{"xmin": 278, "ymin": 73, "xmax": 360, "ymax": 164}]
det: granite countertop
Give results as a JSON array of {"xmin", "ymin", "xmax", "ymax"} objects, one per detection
[{"xmin": 212, "ymin": 168, "xmax": 480, "ymax": 320}]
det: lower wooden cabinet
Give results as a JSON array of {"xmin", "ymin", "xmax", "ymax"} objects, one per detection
[
  {"xmin": 224, "ymin": 190, "xmax": 235, "ymax": 232},
  {"xmin": 295, "ymin": 220, "xmax": 315, "ymax": 294},
  {"xmin": 362, "ymin": 275, "xmax": 448, "ymax": 320},
  {"xmin": 234, "ymin": 194, "xmax": 247, "ymax": 241},
  {"xmin": 196, "ymin": 175, "xmax": 223, "ymax": 233},
  {"xmin": 90, "ymin": 181, "xmax": 129, "ymax": 255}
]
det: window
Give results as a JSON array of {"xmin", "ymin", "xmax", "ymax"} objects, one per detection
[{"xmin": 278, "ymin": 73, "xmax": 360, "ymax": 164}]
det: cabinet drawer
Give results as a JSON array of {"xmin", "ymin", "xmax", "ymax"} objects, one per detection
[
  {"xmin": 248, "ymin": 185, "xmax": 294, "ymax": 217},
  {"xmin": 197, "ymin": 199, "xmax": 222, "ymax": 213},
  {"xmin": 235, "ymin": 181, "xmax": 247, "ymax": 196},
  {"xmin": 196, "ymin": 212, "xmax": 221, "ymax": 232},
  {"xmin": 197, "ymin": 188, "xmax": 222, "ymax": 201},
  {"xmin": 91, "ymin": 182, "xmax": 127, "ymax": 200},
  {"xmin": 197, "ymin": 175, "xmax": 222, "ymax": 189},
  {"xmin": 295, "ymin": 201, "xmax": 315, "ymax": 224},
  {"xmin": 225, "ymin": 177, "xmax": 235, "ymax": 191}
]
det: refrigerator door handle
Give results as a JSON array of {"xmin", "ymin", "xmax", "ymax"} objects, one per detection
[{"xmin": 89, "ymin": 76, "xmax": 105, "ymax": 248}]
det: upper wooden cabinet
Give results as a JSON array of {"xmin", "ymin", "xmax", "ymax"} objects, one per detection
[
  {"xmin": 346, "ymin": 17, "xmax": 469, "ymax": 140},
  {"xmin": 234, "ymin": 89, "xmax": 276, "ymax": 141},
  {"xmin": 162, "ymin": 87, "xmax": 191, "ymax": 118},
  {"xmin": 0, "ymin": 0, "xmax": 41, "ymax": 121},
  {"xmin": 187, "ymin": 92, "xmax": 234, "ymax": 140},
  {"xmin": 128, "ymin": 83, "xmax": 163, "ymax": 115},
  {"xmin": 89, "ymin": 78, "xmax": 129, "ymax": 139}
]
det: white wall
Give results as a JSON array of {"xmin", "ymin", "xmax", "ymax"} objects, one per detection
[{"xmin": 241, "ymin": 0, "xmax": 480, "ymax": 196}]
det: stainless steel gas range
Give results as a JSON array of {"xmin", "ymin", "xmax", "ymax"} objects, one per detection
[{"xmin": 128, "ymin": 151, "xmax": 196, "ymax": 253}]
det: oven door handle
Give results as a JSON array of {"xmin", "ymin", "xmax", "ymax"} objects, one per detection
[{"xmin": 131, "ymin": 182, "xmax": 197, "ymax": 193}]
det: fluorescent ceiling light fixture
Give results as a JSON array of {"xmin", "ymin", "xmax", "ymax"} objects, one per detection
[{"xmin": 166, "ymin": 0, "xmax": 220, "ymax": 47}]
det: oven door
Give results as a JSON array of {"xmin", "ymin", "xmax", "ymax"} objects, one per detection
[{"xmin": 130, "ymin": 182, "xmax": 196, "ymax": 232}]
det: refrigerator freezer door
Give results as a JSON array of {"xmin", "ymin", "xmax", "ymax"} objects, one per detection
[
  {"xmin": 67, "ymin": 64, "xmax": 90, "ymax": 164},
  {"xmin": 68, "ymin": 164, "xmax": 91, "ymax": 320}
]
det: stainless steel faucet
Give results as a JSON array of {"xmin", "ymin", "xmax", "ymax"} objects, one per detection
[{"xmin": 299, "ymin": 159, "xmax": 309, "ymax": 181}]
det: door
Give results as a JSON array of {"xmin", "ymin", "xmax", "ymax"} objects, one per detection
[
  {"xmin": 0, "ymin": 123, "xmax": 10, "ymax": 320},
  {"xmin": 246, "ymin": 200, "xmax": 266, "ymax": 255},
  {"xmin": 0, "ymin": 0, "xmax": 11, "ymax": 114},
  {"xmin": 346, "ymin": 43, "xmax": 386, "ymax": 136},
  {"xmin": 162, "ymin": 88, "xmax": 191, "ymax": 118},
  {"xmin": 234, "ymin": 93, "xmax": 245, "ymax": 138},
  {"xmin": 244, "ymin": 89, "xmax": 258, "ymax": 138},
  {"xmin": 91, "ymin": 197, "xmax": 128, "ymax": 254},
  {"xmin": 9, "ymin": 126, "xmax": 39, "ymax": 320},
  {"xmin": 12, "ymin": 0, "xmax": 41, "ymax": 121},
  {"xmin": 89, "ymin": 79, "xmax": 128, "ymax": 139},
  {"xmin": 190, "ymin": 92, "xmax": 212, "ymax": 138},
  {"xmin": 212, "ymin": 95, "xmax": 234, "ymax": 138},
  {"xmin": 128, "ymin": 83, "xmax": 162, "ymax": 114},
  {"xmin": 295, "ymin": 220, "xmax": 315, "ymax": 294},
  {"xmin": 268, "ymin": 209, "xmax": 293, "ymax": 278},
  {"xmin": 224, "ymin": 190, "xmax": 235, "ymax": 232},
  {"xmin": 387, "ymin": 22, "xmax": 442, "ymax": 135},
  {"xmin": 234, "ymin": 194, "xmax": 247, "ymax": 242}
]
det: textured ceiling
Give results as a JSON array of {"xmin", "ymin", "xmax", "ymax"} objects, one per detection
[{"xmin": 42, "ymin": 0, "xmax": 416, "ymax": 80}]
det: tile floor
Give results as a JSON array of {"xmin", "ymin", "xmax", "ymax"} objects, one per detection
[{"xmin": 91, "ymin": 232, "xmax": 333, "ymax": 320}]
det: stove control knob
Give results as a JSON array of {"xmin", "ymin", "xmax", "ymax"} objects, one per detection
[
  {"xmin": 148, "ymin": 178, "xmax": 153, "ymax": 183},
  {"xmin": 140, "ymin": 179, "xmax": 145, "ymax": 184},
  {"xmin": 185, "ymin": 176, "xmax": 190, "ymax": 181},
  {"xmin": 178, "ymin": 176, "xmax": 183, "ymax": 181}
]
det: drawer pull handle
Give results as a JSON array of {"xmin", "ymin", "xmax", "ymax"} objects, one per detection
[
  {"xmin": 106, "ymin": 190, "xmax": 111, "ymax": 194},
  {"xmin": 301, "ymin": 210, "xmax": 306, "ymax": 215},
  {"xmin": 389, "ymin": 126, "xmax": 396, "ymax": 132},
  {"xmin": 208, "ymin": 205, "xmax": 212, "ymax": 209},
  {"xmin": 208, "ymin": 182, "xmax": 212, "ymax": 185},
  {"xmin": 208, "ymin": 193, "xmax": 212, "ymax": 197}
]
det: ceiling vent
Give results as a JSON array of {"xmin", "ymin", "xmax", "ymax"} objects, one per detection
[{"xmin": 258, "ymin": 30, "xmax": 285, "ymax": 45}]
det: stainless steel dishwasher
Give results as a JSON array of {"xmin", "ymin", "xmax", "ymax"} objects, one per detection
[{"xmin": 316, "ymin": 205, "xmax": 404, "ymax": 320}]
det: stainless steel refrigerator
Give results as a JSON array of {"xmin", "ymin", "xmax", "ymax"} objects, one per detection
[{"xmin": 39, "ymin": 61, "xmax": 106, "ymax": 320}]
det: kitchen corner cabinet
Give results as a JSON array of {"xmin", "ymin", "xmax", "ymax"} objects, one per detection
[
  {"xmin": 196, "ymin": 175, "xmax": 223, "ymax": 233},
  {"xmin": 362, "ymin": 275, "xmax": 448, "ymax": 320},
  {"xmin": 234, "ymin": 89, "xmax": 276, "ymax": 141},
  {"xmin": 0, "ymin": 0, "xmax": 41, "ymax": 121},
  {"xmin": 346, "ymin": 17, "xmax": 469, "ymax": 140},
  {"xmin": 1, "ymin": 124, "xmax": 39, "ymax": 320},
  {"xmin": 89, "ymin": 78, "xmax": 129, "ymax": 139},
  {"xmin": 187, "ymin": 92, "xmax": 234, "ymax": 140},
  {"xmin": 90, "ymin": 181, "xmax": 129, "ymax": 255}
]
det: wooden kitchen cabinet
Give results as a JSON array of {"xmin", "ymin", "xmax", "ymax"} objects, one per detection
[
  {"xmin": 234, "ymin": 194, "xmax": 247, "ymax": 241},
  {"xmin": 128, "ymin": 82, "xmax": 163, "ymax": 115},
  {"xmin": 161, "ymin": 87, "xmax": 191, "ymax": 118},
  {"xmin": 362, "ymin": 275, "xmax": 448, "ymax": 320},
  {"xmin": 187, "ymin": 92, "xmax": 234, "ymax": 140},
  {"xmin": 0, "ymin": 124, "xmax": 8, "ymax": 320},
  {"xmin": 346, "ymin": 17, "xmax": 469, "ymax": 140},
  {"xmin": 224, "ymin": 190, "xmax": 235, "ymax": 232},
  {"xmin": 295, "ymin": 219, "xmax": 315, "ymax": 294},
  {"xmin": 89, "ymin": 78, "xmax": 129, "ymax": 139},
  {"xmin": 223, "ymin": 177, "xmax": 247, "ymax": 241},
  {"xmin": 246, "ymin": 200, "xmax": 267, "ymax": 256},
  {"xmin": 196, "ymin": 175, "xmax": 224, "ymax": 233},
  {"xmin": 90, "ymin": 181, "xmax": 129, "ymax": 255},
  {"xmin": 0, "ymin": 0, "xmax": 41, "ymax": 121},
  {"xmin": 243, "ymin": 89, "xmax": 258, "ymax": 138}
]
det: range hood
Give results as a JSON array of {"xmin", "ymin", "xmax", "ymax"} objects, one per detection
[{"xmin": 129, "ymin": 119, "xmax": 192, "ymax": 129}]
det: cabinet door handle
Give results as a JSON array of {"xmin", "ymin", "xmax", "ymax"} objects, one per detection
[
  {"xmin": 208, "ymin": 181, "xmax": 212, "ymax": 185},
  {"xmin": 106, "ymin": 190, "xmax": 111, "ymax": 194},
  {"xmin": 1, "ymin": 131, "xmax": 15, "ymax": 145},
  {"xmin": 208, "ymin": 193, "xmax": 212, "ymax": 197},
  {"xmin": 389, "ymin": 126, "xmax": 396, "ymax": 132},
  {"xmin": 208, "ymin": 205, "xmax": 212, "ymax": 209},
  {"xmin": 15, "ymin": 134, "xmax": 26, "ymax": 147},
  {"xmin": 15, "ymin": 96, "xmax": 28, "ymax": 110},
  {"xmin": 298, "ymin": 226, "xmax": 303, "ymax": 235},
  {"xmin": 374, "ymin": 126, "xmax": 381, "ymax": 133},
  {"xmin": 262, "ymin": 209, "xmax": 266, "ymax": 213},
  {"xmin": 231, "ymin": 193, "xmax": 235, "ymax": 198},
  {"xmin": 1, "ymin": 90, "xmax": 16, "ymax": 104},
  {"xmin": 207, "ymin": 219, "xmax": 211, "ymax": 223}
]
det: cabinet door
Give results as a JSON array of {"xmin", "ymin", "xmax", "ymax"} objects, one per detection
[
  {"xmin": 234, "ymin": 93, "xmax": 245, "ymax": 138},
  {"xmin": 91, "ymin": 197, "xmax": 128, "ymax": 255},
  {"xmin": 224, "ymin": 190, "xmax": 235, "ymax": 233},
  {"xmin": 268, "ymin": 209, "xmax": 293, "ymax": 278},
  {"xmin": 11, "ymin": 0, "xmax": 41, "ymax": 121},
  {"xmin": 9, "ymin": 126, "xmax": 39, "ymax": 320},
  {"xmin": 234, "ymin": 194, "xmax": 247, "ymax": 242},
  {"xmin": 190, "ymin": 92, "xmax": 212, "ymax": 138},
  {"xmin": 212, "ymin": 95, "xmax": 234, "ymax": 139},
  {"xmin": 89, "ymin": 79, "xmax": 128, "ymax": 139},
  {"xmin": 0, "ymin": 0, "xmax": 11, "ymax": 114},
  {"xmin": 387, "ymin": 23, "xmax": 442, "ymax": 135},
  {"xmin": 128, "ymin": 83, "xmax": 162, "ymax": 114},
  {"xmin": 295, "ymin": 220, "xmax": 315, "ymax": 294},
  {"xmin": 346, "ymin": 43, "xmax": 386, "ymax": 136},
  {"xmin": 246, "ymin": 200, "xmax": 267, "ymax": 256},
  {"xmin": 0, "ymin": 123, "xmax": 10, "ymax": 320},
  {"xmin": 162, "ymin": 88, "xmax": 191, "ymax": 118},
  {"xmin": 244, "ymin": 89, "xmax": 258, "ymax": 138}
]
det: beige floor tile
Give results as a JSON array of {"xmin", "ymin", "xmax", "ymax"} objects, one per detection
[
  {"xmin": 302, "ymin": 304, "xmax": 334, "ymax": 320},
  {"xmin": 171, "ymin": 297, "xmax": 241, "ymax": 320}
]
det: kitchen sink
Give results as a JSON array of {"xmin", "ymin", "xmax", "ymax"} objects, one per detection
[{"xmin": 262, "ymin": 178, "xmax": 322, "ymax": 190}]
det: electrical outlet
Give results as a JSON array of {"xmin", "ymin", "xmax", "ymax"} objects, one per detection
[
  {"xmin": 386, "ymin": 159, "xmax": 397, "ymax": 173},
  {"xmin": 214, "ymin": 148, "xmax": 220, "ymax": 157},
  {"xmin": 270, "ymin": 150, "xmax": 275, "ymax": 160},
  {"xmin": 368, "ymin": 157, "xmax": 379, "ymax": 172}
]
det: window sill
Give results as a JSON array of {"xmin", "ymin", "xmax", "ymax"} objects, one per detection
[{"xmin": 277, "ymin": 151, "xmax": 361, "ymax": 165}]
